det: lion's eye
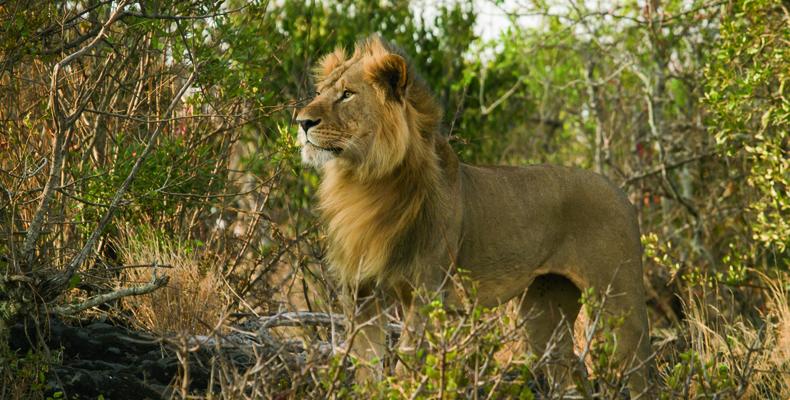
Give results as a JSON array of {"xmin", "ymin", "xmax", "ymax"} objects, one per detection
[
  {"xmin": 341, "ymin": 89, "xmax": 354, "ymax": 100},
  {"xmin": 315, "ymin": 91, "xmax": 321, "ymax": 96}
]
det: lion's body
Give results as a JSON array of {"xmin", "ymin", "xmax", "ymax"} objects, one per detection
[
  {"xmin": 456, "ymin": 163, "xmax": 645, "ymax": 307},
  {"xmin": 296, "ymin": 36, "xmax": 652, "ymax": 393}
]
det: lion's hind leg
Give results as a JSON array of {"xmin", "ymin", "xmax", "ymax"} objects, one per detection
[
  {"xmin": 520, "ymin": 274, "xmax": 585, "ymax": 391},
  {"xmin": 600, "ymin": 282, "xmax": 654, "ymax": 397}
]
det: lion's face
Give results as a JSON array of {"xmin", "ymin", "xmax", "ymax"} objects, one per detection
[
  {"xmin": 296, "ymin": 38, "xmax": 412, "ymax": 179},
  {"xmin": 296, "ymin": 63, "xmax": 378, "ymax": 168}
]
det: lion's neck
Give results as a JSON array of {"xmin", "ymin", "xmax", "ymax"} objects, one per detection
[{"xmin": 318, "ymin": 140, "xmax": 444, "ymax": 286}]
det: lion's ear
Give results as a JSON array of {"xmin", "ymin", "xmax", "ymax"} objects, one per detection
[{"xmin": 367, "ymin": 54, "xmax": 409, "ymax": 102}]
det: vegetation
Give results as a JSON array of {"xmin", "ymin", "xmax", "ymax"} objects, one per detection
[{"xmin": 0, "ymin": 0, "xmax": 787, "ymax": 398}]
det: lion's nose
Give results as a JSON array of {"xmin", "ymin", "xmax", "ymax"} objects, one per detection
[{"xmin": 298, "ymin": 118, "xmax": 321, "ymax": 132}]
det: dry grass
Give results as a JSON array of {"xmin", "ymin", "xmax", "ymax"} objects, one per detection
[
  {"xmin": 765, "ymin": 273, "xmax": 790, "ymax": 372},
  {"xmin": 659, "ymin": 272, "xmax": 790, "ymax": 398},
  {"xmin": 114, "ymin": 226, "xmax": 232, "ymax": 336}
]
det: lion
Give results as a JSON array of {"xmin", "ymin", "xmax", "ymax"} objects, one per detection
[{"xmin": 296, "ymin": 36, "xmax": 653, "ymax": 393}]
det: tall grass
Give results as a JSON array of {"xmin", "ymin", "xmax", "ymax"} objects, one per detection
[
  {"xmin": 656, "ymin": 272, "xmax": 790, "ymax": 399},
  {"xmin": 115, "ymin": 226, "xmax": 232, "ymax": 336}
]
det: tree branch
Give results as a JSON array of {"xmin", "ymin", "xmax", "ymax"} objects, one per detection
[
  {"xmin": 121, "ymin": 6, "xmax": 247, "ymax": 21},
  {"xmin": 53, "ymin": 274, "xmax": 169, "ymax": 315},
  {"xmin": 480, "ymin": 75, "xmax": 524, "ymax": 116},
  {"xmin": 621, "ymin": 152, "xmax": 715, "ymax": 187},
  {"xmin": 256, "ymin": 311, "xmax": 402, "ymax": 333}
]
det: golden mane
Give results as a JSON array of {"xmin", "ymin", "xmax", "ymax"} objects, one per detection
[{"xmin": 314, "ymin": 36, "xmax": 448, "ymax": 286}]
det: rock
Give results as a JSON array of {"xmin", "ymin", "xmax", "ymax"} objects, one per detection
[
  {"xmin": 10, "ymin": 319, "xmax": 196, "ymax": 399},
  {"xmin": 8, "ymin": 314, "xmax": 338, "ymax": 399}
]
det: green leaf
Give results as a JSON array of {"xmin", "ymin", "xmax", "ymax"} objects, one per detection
[{"xmin": 68, "ymin": 274, "xmax": 81, "ymax": 290}]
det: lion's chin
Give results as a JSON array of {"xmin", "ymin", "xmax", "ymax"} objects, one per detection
[
  {"xmin": 301, "ymin": 143, "xmax": 337, "ymax": 169},
  {"xmin": 298, "ymin": 129, "xmax": 336, "ymax": 168}
]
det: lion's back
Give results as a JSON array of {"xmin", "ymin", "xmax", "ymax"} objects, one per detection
[
  {"xmin": 458, "ymin": 162, "xmax": 640, "ymax": 261},
  {"xmin": 462, "ymin": 163, "xmax": 633, "ymax": 213}
]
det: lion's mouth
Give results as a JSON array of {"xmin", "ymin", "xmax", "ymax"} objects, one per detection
[{"xmin": 307, "ymin": 138, "xmax": 343, "ymax": 155}]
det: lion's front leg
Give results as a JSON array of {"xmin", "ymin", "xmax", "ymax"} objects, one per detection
[
  {"xmin": 348, "ymin": 285, "xmax": 390, "ymax": 382},
  {"xmin": 394, "ymin": 277, "xmax": 446, "ymax": 377},
  {"xmin": 394, "ymin": 299, "xmax": 428, "ymax": 376}
]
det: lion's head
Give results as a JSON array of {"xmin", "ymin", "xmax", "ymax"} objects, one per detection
[{"xmin": 296, "ymin": 36, "xmax": 441, "ymax": 182}]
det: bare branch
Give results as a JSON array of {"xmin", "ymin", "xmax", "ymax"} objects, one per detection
[
  {"xmin": 257, "ymin": 311, "xmax": 402, "ymax": 333},
  {"xmin": 621, "ymin": 152, "xmax": 715, "ymax": 187},
  {"xmin": 480, "ymin": 68, "xmax": 524, "ymax": 116},
  {"xmin": 53, "ymin": 274, "xmax": 169, "ymax": 315},
  {"xmin": 20, "ymin": 127, "xmax": 71, "ymax": 268}
]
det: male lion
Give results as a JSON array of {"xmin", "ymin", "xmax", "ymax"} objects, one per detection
[{"xmin": 296, "ymin": 36, "xmax": 652, "ymax": 393}]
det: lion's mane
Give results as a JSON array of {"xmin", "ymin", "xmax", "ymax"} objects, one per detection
[{"xmin": 314, "ymin": 37, "xmax": 452, "ymax": 286}]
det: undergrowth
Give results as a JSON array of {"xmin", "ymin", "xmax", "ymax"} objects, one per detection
[{"xmin": 123, "ymin": 235, "xmax": 790, "ymax": 399}]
